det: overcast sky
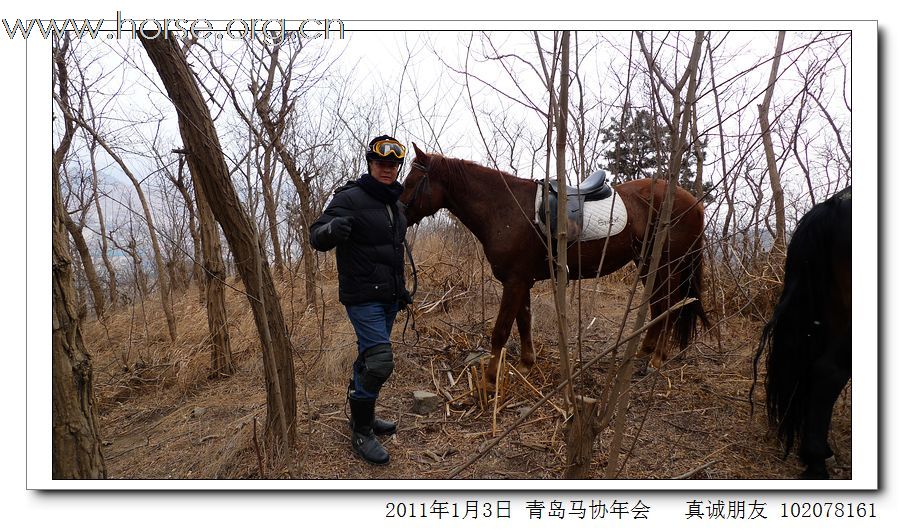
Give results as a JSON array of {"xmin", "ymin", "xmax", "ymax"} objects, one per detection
[{"xmin": 65, "ymin": 27, "xmax": 854, "ymax": 237}]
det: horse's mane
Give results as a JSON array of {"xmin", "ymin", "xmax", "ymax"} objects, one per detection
[{"xmin": 426, "ymin": 153, "xmax": 524, "ymax": 191}]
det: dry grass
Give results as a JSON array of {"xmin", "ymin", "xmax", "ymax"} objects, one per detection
[{"xmin": 81, "ymin": 231, "xmax": 852, "ymax": 481}]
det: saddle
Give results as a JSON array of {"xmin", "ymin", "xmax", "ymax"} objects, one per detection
[{"xmin": 538, "ymin": 170, "xmax": 613, "ymax": 241}]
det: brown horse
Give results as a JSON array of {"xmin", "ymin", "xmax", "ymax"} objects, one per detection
[{"xmin": 400, "ymin": 144, "xmax": 708, "ymax": 381}]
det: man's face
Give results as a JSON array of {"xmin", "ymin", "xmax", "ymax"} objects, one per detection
[{"xmin": 370, "ymin": 160, "xmax": 402, "ymax": 184}]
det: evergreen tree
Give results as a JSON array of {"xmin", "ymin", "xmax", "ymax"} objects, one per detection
[{"xmin": 601, "ymin": 109, "xmax": 713, "ymax": 200}]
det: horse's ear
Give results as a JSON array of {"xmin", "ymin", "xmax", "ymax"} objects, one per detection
[{"xmin": 412, "ymin": 142, "xmax": 426, "ymax": 160}]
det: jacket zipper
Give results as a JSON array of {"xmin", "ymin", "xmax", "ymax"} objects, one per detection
[{"xmin": 386, "ymin": 204, "xmax": 398, "ymax": 299}]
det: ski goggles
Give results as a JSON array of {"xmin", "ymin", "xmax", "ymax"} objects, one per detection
[{"xmin": 371, "ymin": 139, "xmax": 407, "ymax": 159}]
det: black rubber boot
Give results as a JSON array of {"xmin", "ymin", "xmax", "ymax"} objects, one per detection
[
  {"xmin": 371, "ymin": 415, "xmax": 397, "ymax": 436},
  {"xmin": 348, "ymin": 396, "xmax": 390, "ymax": 465},
  {"xmin": 349, "ymin": 415, "xmax": 397, "ymax": 436},
  {"xmin": 347, "ymin": 378, "xmax": 396, "ymax": 436},
  {"xmin": 349, "ymin": 406, "xmax": 397, "ymax": 436}
]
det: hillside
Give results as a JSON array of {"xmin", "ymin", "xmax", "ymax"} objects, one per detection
[{"xmin": 81, "ymin": 236, "xmax": 852, "ymax": 480}]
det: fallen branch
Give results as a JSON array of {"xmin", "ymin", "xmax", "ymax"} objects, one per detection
[
  {"xmin": 671, "ymin": 459, "xmax": 719, "ymax": 480},
  {"xmin": 509, "ymin": 361, "xmax": 567, "ymax": 418},
  {"xmin": 447, "ymin": 297, "xmax": 697, "ymax": 478}
]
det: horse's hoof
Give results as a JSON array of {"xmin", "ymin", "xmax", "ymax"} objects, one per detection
[
  {"xmin": 632, "ymin": 359, "xmax": 651, "ymax": 377},
  {"xmin": 514, "ymin": 361, "xmax": 533, "ymax": 376}
]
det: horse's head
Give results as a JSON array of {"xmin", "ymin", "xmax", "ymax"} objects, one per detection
[{"xmin": 400, "ymin": 143, "xmax": 445, "ymax": 226}]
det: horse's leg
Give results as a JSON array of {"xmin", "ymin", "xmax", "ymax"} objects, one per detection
[
  {"xmin": 799, "ymin": 331, "xmax": 851, "ymax": 479},
  {"xmin": 487, "ymin": 280, "xmax": 530, "ymax": 383},
  {"xmin": 641, "ymin": 298, "xmax": 671, "ymax": 370},
  {"xmin": 650, "ymin": 320, "xmax": 672, "ymax": 369},
  {"xmin": 652, "ymin": 256, "xmax": 692, "ymax": 369},
  {"xmin": 637, "ymin": 263, "xmax": 671, "ymax": 372},
  {"xmin": 514, "ymin": 285, "xmax": 536, "ymax": 376}
]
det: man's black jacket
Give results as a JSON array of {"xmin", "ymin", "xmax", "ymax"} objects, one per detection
[{"xmin": 310, "ymin": 181, "xmax": 409, "ymax": 306}]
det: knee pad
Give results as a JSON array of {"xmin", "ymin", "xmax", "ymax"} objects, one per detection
[{"xmin": 361, "ymin": 343, "xmax": 394, "ymax": 394}]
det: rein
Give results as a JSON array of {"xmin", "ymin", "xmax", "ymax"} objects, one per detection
[
  {"xmin": 401, "ymin": 237, "xmax": 419, "ymax": 345},
  {"xmin": 400, "ymin": 160, "xmax": 431, "ymax": 346}
]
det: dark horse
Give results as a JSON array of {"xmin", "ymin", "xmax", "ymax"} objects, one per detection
[
  {"xmin": 400, "ymin": 144, "xmax": 708, "ymax": 382},
  {"xmin": 752, "ymin": 186, "xmax": 852, "ymax": 479}
]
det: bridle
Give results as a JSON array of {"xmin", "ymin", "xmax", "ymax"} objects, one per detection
[{"xmin": 402, "ymin": 160, "xmax": 433, "ymax": 212}]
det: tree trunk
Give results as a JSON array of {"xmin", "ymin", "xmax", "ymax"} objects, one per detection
[
  {"xmin": 690, "ymin": 101, "xmax": 705, "ymax": 199},
  {"xmin": 554, "ymin": 31, "xmax": 574, "ymax": 403},
  {"xmin": 555, "ymin": 31, "xmax": 599, "ymax": 479},
  {"xmin": 166, "ymin": 258, "xmax": 186, "ymax": 295},
  {"xmin": 126, "ymin": 238, "xmax": 148, "ymax": 302},
  {"xmin": 112, "ymin": 153, "xmax": 176, "ymax": 340},
  {"xmin": 62, "ymin": 214, "xmax": 105, "ymax": 320},
  {"xmin": 297, "ymin": 190, "xmax": 317, "ymax": 308},
  {"xmin": 139, "ymin": 187, "xmax": 176, "ymax": 340},
  {"xmin": 52, "ymin": 35, "xmax": 106, "ymax": 478},
  {"xmin": 88, "ymin": 141, "xmax": 118, "ymax": 309},
  {"xmin": 53, "ymin": 177, "xmax": 107, "ymax": 479},
  {"xmin": 188, "ymin": 157, "xmax": 235, "ymax": 377},
  {"xmin": 260, "ymin": 148, "xmax": 285, "ymax": 278},
  {"xmin": 172, "ymin": 158, "xmax": 205, "ymax": 305},
  {"xmin": 564, "ymin": 395, "xmax": 603, "ymax": 479},
  {"xmin": 758, "ymin": 30, "xmax": 787, "ymax": 249},
  {"xmin": 141, "ymin": 36, "xmax": 296, "ymax": 458},
  {"xmin": 706, "ymin": 38, "xmax": 736, "ymax": 244}
]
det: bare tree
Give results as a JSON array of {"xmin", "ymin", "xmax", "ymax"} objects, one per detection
[
  {"xmin": 197, "ymin": 39, "xmax": 337, "ymax": 308},
  {"xmin": 553, "ymin": 31, "xmax": 603, "ymax": 479},
  {"xmin": 54, "ymin": 47, "xmax": 106, "ymax": 321},
  {"xmin": 59, "ymin": 163, "xmax": 106, "ymax": 320},
  {"xmin": 151, "ymin": 143, "xmax": 204, "ymax": 299},
  {"xmin": 247, "ymin": 41, "xmax": 322, "ymax": 308},
  {"xmin": 140, "ymin": 36, "xmax": 297, "ymax": 462},
  {"xmin": 57, "ymin": 91, "xmax": 179, "ymax": 342},
  {"xmin": 53, "ymin": 170, "xmax": 108, "ymax": 479},
  {"xmin": 258, "ymin": 143, "xmax": 285, "ymax": 277},
  {"xmin": 51, "ymin": 35, "xmax": 106, "ymax": 479},
  {"xmin": 111, "ymin": 209, "xmax": 150, "ymax": 312},
  {"xmin": 758, "ymin": 31, "xmax": 787, "ymax": 249},
  {"xmin": 178, "ymin": 154, "xmax": 235, "ymax": 377},
  {"xmin": 85, "ymin": 136, "xmax": 119, "ymax": 309},
  {"xmin": 601, "ymin": 30, "xmax": 706, "ymax": 479}
]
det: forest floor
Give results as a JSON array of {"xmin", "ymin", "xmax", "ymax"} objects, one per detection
[{"xmin": 83, "ymin": 256, "xmax": 853, "ymax": 482}]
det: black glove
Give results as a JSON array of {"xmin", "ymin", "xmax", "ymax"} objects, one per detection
[{"xmin": 328, "ymin": 217, "xmax": 352, "ymax": 242}]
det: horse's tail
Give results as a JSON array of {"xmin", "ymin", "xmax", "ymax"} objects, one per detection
[
  {"xmin": 672, "ymin": 231, "xmax": 709, "ymax": 349},
  {"xmin": 751, "ymin": 187, "xmax": 852, "ymax": 454}
]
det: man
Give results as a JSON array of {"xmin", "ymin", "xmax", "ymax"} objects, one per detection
[{"xmin": 310, "ymin": 135, "xmax": 411, "ymax": 465}]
